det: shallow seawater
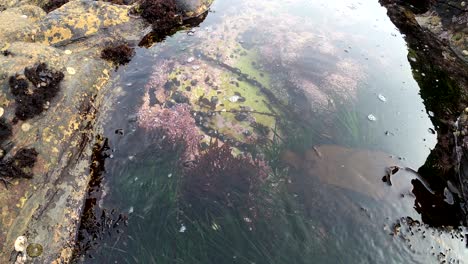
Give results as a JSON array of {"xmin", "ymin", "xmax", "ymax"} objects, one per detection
[{"xmin": 77, "ymin": 0, "xmax": 467, "ymax": 263}]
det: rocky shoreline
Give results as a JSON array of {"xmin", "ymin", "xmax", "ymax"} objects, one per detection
[
  {"xmin": 0, "ymin": 0, "xmax": 211, "ymax": 263},
  {"xmin": 380, "ymin": 0, "xmax": 468, "ymax": 225},
  {"xmin": 0, "ymin": 0, "xmax": 467, "ymax": 262}
]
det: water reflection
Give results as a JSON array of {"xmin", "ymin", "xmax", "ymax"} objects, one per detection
[{"xmin": 73, "ymin": 0, "xmax": 468, "ymax": 263}]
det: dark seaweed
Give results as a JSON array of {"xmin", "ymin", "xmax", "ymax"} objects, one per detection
[
  {"xmin": 71, "ymin": 136, "xmax": 129, "ymax": 260},
  {"xmin": 12, "ymin": 148, "xmax": 38, "ymax": 168},
  {"xmin": 8, "ymin": 76, "xmax": 29, "ymax": 97},
  {"xmin": 0, "ymin": 148, "xmax": 38, "ymax": 188},
  {"xmin": 0, "ymin": 118, "xmax": 12, "ymax": 142},
  {"xmin": 42, "ymin": 0, "xmax": 69, "ymax": 12},
  {"xmin": 9, "ymin": 63, "xmax": 64, "ymax": 121},
  {"xmin": 101, "ymin": 44, "xmax": 135, "ymax": 65},
  {"xmin": 1, "ymin": 50, "xmax": 12, "ymax": 56},
  {"xmin": 138, "ymin": 0, "xmax": 181, "ymax": 32}
]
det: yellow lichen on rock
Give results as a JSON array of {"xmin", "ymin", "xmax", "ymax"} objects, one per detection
[
  {"xmin": 36, "ymin": 0, "xmax": 132, "ymax": 45},
  {"xmin": 102, "ymin": 4, "xmax": 131, "ymax": 27},
  {"xmin": 16, "ymin": 196, "xmax": 28, "ymax": 209},
  {"xmin": 41, "ymin": 24, "xmax": 73, "ymax": 45},
  {"xmin": 94, "ymin": 68, "xmax": 110, "ymax": 91}
]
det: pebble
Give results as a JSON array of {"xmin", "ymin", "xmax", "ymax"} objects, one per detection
[
  {"xmin": 461, "ymin": 2, "xmax": 466, "ymax": 7},
  {"xmin": 462, "ymin": 50, "xmax": 468, "ymax": 56},
  {"xmin": 66, "ymin": 67, "xmax": 76, "ymax": 75},
  {"xmin": 409, "ymin": 57, "xmax": 417, "ymax": 62},
  {"xmin": 14, "ymin": 236, "xmax": 27, "ymax": 252},
  {"xmin": 21, "ymin": 123, "xmax": 31, "ymax": 132},
  {"xmin": 187, "ymin": 57, "xmax": 195, "ymax": 63},
  {"xmin": 192, "ymin": 65, "xmax": 200, "ymax": 70},
  {"xmin": 64, "ymin": 50, "xmax": 72, "ymax": 55},
  {"xmin": 378, "ymin": 94, "xmax": 387, "ymax": 102},
  {"xmin": 0, "ymin": 107, "xmax": 4, "ymax": 117},
  {"xmin": 228, "ymin": 95, "xmax": 241, "ymax": 103},
  {"xmin": 367, "ymin": 114, "xmax": 377, "ymax": 121}
]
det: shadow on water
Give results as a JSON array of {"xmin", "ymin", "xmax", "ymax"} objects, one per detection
[{"xmin": 138, "ymin": 12, "xmax": 210, "ymax": 48}]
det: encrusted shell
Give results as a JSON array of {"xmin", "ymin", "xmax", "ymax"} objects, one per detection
[{"xmin": 26, "ymin": 243, "xmax": 43, "ymax": 258}]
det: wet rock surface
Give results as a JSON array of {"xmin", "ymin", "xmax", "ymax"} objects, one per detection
[{"xmin": 0, "ymin": 0, "xmax": 212, "ymax": 263}]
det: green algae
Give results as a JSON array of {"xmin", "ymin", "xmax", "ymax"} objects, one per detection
[
  {"xmin": 86, "ymin": 133, "xmax": 325, "ymax": 263},
  {"xmin": 233, "ymin": 47, "xmax": 271, "ymax": 88},
  {"xmin": 201, "ymin": 72, "xmax": 277, "ymax": 141},
  {"xmin": 162, "ymin": 53, "xmax": 280, "ymax": 142}
]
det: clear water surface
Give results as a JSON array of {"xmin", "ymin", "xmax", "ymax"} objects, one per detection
[{"xmin": 77, "ymin": 0, "xmax": 468, "ymax": 263}]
